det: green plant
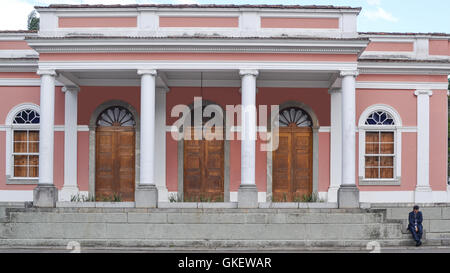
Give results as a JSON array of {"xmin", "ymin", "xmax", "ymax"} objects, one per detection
[
  {"xmin": 168, "ymin": 193, "xmax": 182, "ymax": 203},
  {"xmin": 299, "ymin": 192, "xmax": 324, "ymax": 203},
  {"xmin": 70, "ymin": 193, "xmax": 95, "ymax": 202}
]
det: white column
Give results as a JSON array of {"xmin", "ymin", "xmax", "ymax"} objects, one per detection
[
  {"xmin": 240, "ymin": 69, "xmax": 258, "ymax": 185},
  {"xmin": 155, "ymin": 87, "xmax": 169, "ymax": 201},
  {"xmin": 139, "ymin": 69, "xmax": 157, "ymax": 185},
  {"xmin": 135, "ymin": 69, "xmax": 158, "ymax": 207},
  {"xmin": 34, "ymin": 69, "xmax": 58, "ymax": 207},
  {"xmin": 238, "ymin": 69, "xmax": 259, "ymax": 208},
  {"xmin": 328, "ymin": 87, "xmax": 342, "ymax": 203},
  {"xmin": 414, "ymin": 89, "xmax": 433, "ymax": 203},
  {"xmin": 37, "ymin": 69, "xmax": 57, "ymax": 185},
  {"xmin": 60, "ymin": 86, "xmax": 80, "ymax": 201},
  {"xmin": 341, "ymin": 71, "xmax": 358, "ymax": 186},
  {"xmin": 338, "ymin": 70, "xmax": 360, "ymax": 208}
]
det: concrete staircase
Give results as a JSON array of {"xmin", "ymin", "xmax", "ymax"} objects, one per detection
[{"xmin": 0, "ymin": 205, "xmax": 429, "ymax": 250}]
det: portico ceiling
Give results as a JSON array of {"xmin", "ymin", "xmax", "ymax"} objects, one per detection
[{"xmin": 59, "ymin": 69, "xmax": 337, "ymax": 89}]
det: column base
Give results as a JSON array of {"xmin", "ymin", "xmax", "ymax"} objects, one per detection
[
  {"xmin": 338, "ymin": 184, "xmax": 360, "ymax": 208},
  {"xmin": 327, "ymin": 186, "xmax": 340, "ymax": 203},
  {"xmin": 135, "ymin": 184, "xmax": 158, "ymax": 208},
  {"xmin": 157, "ymin": 186, "xmax": 169, "ymax": 202},
  {"xmin": 415, "ymin": 186, "xmax": 433, "ymax": 203},
  {"xmin": 33, "ymin": 184, "xmax": 58, "ymax": 208},
  {"xmin": 238, "ymin": 184, "xmax": 258, "ymax": 208},
  {"xmin": 59, "ymin": 186, "xmax": 79, "ymax": 201}
]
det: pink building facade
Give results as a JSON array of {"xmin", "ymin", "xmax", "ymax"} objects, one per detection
[{"xmin": 0, "ymin": 4, "xmax": 449, "ymax": 207}]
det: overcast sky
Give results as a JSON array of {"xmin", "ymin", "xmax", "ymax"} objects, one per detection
[{"xmin": 1, "ymin": 0, "xmax": 449, "ymax": 33}]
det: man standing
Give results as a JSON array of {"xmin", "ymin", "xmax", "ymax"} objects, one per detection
[{"xmin": 408, "ymin": 205, "xmax": 423, "ymax": 247}]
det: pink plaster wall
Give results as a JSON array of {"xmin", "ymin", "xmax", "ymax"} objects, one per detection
[
  {"xmin": 77, "ymin": 132, "xmax": 89, "ymax": 191},
  {"xmin": 357, "ymin": 74, "xmax": 448, "ymax": 83},
  {"xmin": 166, "ymin": 133, "xmax": 178, "ymax": 192},
  {"xmin": 159, "ymin": 16, "xmax": 239, "ymax": 28},
  {"xmin": 257, "ymin": 88, "xmax": 331, "ymax": 126},
  {"xmin": 429, "ymin": 90, "xmax": 448, "ymax": 191},
  {"xmin": 0, "ymin": 41, "xmax": 32, "ymax": 50},
  {"xmin": 54, "ymin": 132, "xmax": 64, "ymax": 189},
  {"xmin": 356, "ymin": 89, "xmax": 417, "ymax": 126},
  {"xmin": 77, "ymin": 86, "xmax": 140, "ymax": 124},
  {"xmin": 165, "ymin": 86, "xmax": 331, "ymax": 192},
  {"xmin": 58, "ymin": 17, "xmax": 137, "ymax": 28},
  {"xmin": 260, "ymin": 17, "xmax": 339, "ymax": 29},
  {"xmin": 0, "ymin": 72, "xmax": 39, "ymax": 78},
  {"xmin": 429, "ymin": 39, "xmax": 450, "ymax": 56},
  {"xmin": 365, "ymin": 42, "xmax": 414, "ymax": 52},
  {"xmin": 0, "ymin": 86, "xmax": 64, "ymax": 125},
  {"xmin": 39, "ymin": 52, "xmax": 358, "ymax": 62}
]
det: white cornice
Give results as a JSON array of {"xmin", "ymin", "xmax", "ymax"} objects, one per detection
[
  {"xmin": 26, "ymin": 38, "xmax": 368, "ymax": 54},
  {"xmin": 356, "ymin": 82, "xmax": 448, "ymax": 90}
]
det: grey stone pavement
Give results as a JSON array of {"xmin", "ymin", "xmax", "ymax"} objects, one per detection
[{"xmin": 0, "ymin": 246, "xmax": 449, "ymax": 253}]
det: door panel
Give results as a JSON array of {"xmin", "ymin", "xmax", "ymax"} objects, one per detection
[
  {"xmin": 95, "ymin": 127, "xmax": 135, "ymax": 201},
  {"xmin": 272, "ymin": 132, "xmax": 291, "ymax": 201},
  {"xmin": 183, "ymin": 128, "xmax": 224, "ymax": 201},
  {"xmin": 272, "ymin": 127, "xmax": 313, "ymax": 202}
]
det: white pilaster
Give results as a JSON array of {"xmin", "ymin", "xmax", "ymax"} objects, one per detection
[
  {"xmin": 414, "ymin": 89, "xmax": 433, "ymax": 203},
  {"xmin": 338, "ymin": 70, "xmax": 360, "ymax": 208},
  {"xmin": 238, "ymin": 69, "xmax": 259, "ymax": 208},
  {"xmin": 37, "ymin": 69, "xmax": 57, "ymax": 185},
  {"xmin": 60, "ymin": 86, "xmax": 80, "ymax": 201},
  {"xmin": 135, "ymin": 69, "xmax": 158, "ymax": 207},
  {"xmin": 155, "ymin": 87, "xmax": 169, "ymax": 202},
  {"xmin": 328, "ymin": 87, "xmax": 342, "ymax": 203}
]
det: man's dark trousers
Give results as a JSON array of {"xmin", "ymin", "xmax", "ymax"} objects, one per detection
[{"xmin": 408, "ymin": 225, "xmax": 423, "ymax": 243}]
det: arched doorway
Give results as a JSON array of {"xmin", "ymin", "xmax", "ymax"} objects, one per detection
[
  {"xmin": 183, "ymin": 102, "xmax": 224, "ymax": 202},
  {"xmin": 272, "ymin": 107, "xmax": 313, "ymax": 202},
  {"xmin": 95, "ymin": 106, "xmax": 136, "ymax": 201}
]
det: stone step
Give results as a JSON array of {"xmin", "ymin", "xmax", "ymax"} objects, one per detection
[
  {"xmin": 0, "ymin": 238, "xmax": 438, "ymax": 249},
  {"xmin": 6, "ymin": 211, "xmax": 386, "ymax": 225},
  {"xmin": 0, "ymin": 222, "xmax": 402, "ymax": 240}
]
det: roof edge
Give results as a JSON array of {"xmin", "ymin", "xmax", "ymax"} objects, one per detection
[{"xmin": 35, "ymin": 4, "xmax": 362, "ymax": 11}]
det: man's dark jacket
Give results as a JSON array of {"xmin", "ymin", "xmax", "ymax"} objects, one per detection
[{"xmin": 408, "ymin": 211, "xmax": 423, "ymax": 230}]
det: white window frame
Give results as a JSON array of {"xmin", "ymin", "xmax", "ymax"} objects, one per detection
[
  {"xmin": 358, "ymin": 104, "xmax": 402, "ymax": 186},
  {"xmin": 5, "ymin": 103, "xmax": 40, "ymax": 184}
]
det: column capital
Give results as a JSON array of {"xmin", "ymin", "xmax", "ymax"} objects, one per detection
[
  {"xmin": 239, "ymin": 69, "xmax": 259, "ymax": 77},
  {"xmin": 414, "ymin": 89, "xmax": 433, "ymax": 96},
  {"xmin": 137, "ymin": 69, "xmax": 157, "ymax": 76},
  {"xmin": 62, "ymin": 86, "xmax": 80, "ymax": 93},
  {"xmin": 37, "ymin": 69, "xmax": 57, "ymax": 77},
  {"xmin": 339, "ymin": 70, "xmax": 359, "ymax": 78}
]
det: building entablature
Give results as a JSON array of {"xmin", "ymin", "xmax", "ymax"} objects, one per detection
[{"xmin": 35, "ymin": 4, "xmax": 361, "ymax": 39}]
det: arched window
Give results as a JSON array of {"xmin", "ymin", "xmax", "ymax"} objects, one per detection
[
  {"xmin": 358, "ymin": 105, "xmax": 402, "ymax": 185},
  {"xmin": 279, "ymin": 107, "xmax": 312, "ymax": 127},
  {"xmin": 5, "ymin": 104, "xmax": 40, "ymax": 183},
  {"xmin": 96, "ymin": 106, "xmax": 135, "ymax": 127}
]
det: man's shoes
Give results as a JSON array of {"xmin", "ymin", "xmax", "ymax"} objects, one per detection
[{"xmin": 415, "ymin": 241, "xmax": 422, "ymax": 247}]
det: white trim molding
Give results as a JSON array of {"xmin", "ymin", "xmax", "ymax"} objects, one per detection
[
  {"xmin": 414, "ymin": 89, "xmax": 433, "ymax": 202},
  {"xmin": 358, "ymin": 104, "xmax": 403, "ymax": 186}
]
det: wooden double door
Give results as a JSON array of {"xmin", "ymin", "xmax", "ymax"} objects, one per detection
[
  {"xmin": 272, "ymin": 127, "xmax": 313, "ymax": 202},
  {"xmin": 95, "ymin": 126, "xmax": 135, "ymax": 201},
  {"xmin": 183, "ymin": 128, "xmax": 224, "ymax": 202}
]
